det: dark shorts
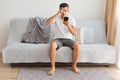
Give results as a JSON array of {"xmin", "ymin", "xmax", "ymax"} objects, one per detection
[{"xmin": 52, "ymin": 38, "xmax": 75, "ymax": 50}]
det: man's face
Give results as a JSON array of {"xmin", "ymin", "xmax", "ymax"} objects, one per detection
[{"xmin": 60, "ymin": 7, "xmax": 69, "ymax": 17}]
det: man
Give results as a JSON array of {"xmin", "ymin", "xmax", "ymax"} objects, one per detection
[{"xmin": 46, "ymin": 3, "xmax": 80, "ymax": 75}]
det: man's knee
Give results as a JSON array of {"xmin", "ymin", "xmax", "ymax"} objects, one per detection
[
  {"xmin": 73, "ymin": 42, "xmax": 79, "ymax": 50},
  {"xmin": 51, "ymin": 41, "xmax": 57, "ymax": 49}
]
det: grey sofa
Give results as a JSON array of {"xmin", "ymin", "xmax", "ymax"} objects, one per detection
[{"xmin": 2, "ymin": 18, "xmax": 116, "ymax": 67}]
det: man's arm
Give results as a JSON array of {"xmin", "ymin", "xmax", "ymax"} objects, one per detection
[
  {"xmin": 45, "ymin": 10, "xmax": 62, "ymax": 25},
  {"xmin": 64, "ymin": 21, "xmax": 77, "ymax": 36}
]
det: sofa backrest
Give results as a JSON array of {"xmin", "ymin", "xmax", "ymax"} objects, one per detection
[
  {"xmin": 7, "ymin": 18, "xmax": 107, "ymax": 45},
  {"xmin": 7, "ymin": 18, "xmax": 29, "ymax": 45}
]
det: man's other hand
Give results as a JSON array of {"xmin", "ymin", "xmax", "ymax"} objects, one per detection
[{"xmin": 63, "ymin": 21, "xmax": 70, "ymax": 27}]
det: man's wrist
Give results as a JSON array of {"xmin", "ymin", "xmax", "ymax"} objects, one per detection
[
  {"xmin": 55, "ymin": 13, "xmax": 59, "ymax": 17},
  {"xmin": 65, "ymin": 24, "xmax": 71, "ymax": 28}
]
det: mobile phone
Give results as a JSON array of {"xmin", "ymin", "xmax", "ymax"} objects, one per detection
[{"xmin": 64, "ymin": 17, "xmax": 69, "ymax": 21}]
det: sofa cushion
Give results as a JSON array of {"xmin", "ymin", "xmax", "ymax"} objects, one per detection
[
  {"xmin": 84, "ymin": 28, "xmax": 94, "ymax": 44},
  {"xmin": 75, "ymin": 27, "xmax": 84, "ymax": 44},
  {"xmin": 76, "ymin": 20, "xmax": 107, "ymax": 44},
  {"xmin": 2, "ymin": 43, "xmax": 116, "ymax": 63}
]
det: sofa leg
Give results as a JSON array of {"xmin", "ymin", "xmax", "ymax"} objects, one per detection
[
  {"xmin": 10, "ymin": 63, "xmax": 16, "ymax": 67},
  {"xmin": 105, "ymin": 65, "xmax": 109, "ymax": 67}
]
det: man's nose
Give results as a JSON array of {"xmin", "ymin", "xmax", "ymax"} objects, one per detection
[{"xmin": 63, "ymin": 12, "xmax": 65, "ymax": 15}]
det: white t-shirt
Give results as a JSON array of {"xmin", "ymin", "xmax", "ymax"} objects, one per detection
[{"xmin": 53, "ymin": 16, "xmax": 76, "ymax": 40}]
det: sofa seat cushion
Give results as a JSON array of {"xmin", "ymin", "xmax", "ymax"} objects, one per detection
[{"xmin": 2, "ymin": 43, "xmax": 116, "ymax": 63}]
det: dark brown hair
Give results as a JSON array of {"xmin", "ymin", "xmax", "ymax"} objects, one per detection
[{"xmin": 59, "ymin": 3, "xmax": 69, "ymax": 9}]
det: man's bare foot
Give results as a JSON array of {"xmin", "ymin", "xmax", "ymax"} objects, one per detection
[
  {"xmin": 47, "ymin": 68, "xmax": 55, "ymax": 76},
  {"xmin": 72, "ymin": 67, "xmax": 80, "ymax": 74}
]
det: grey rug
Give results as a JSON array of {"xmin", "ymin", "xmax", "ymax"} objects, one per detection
[{"xmin": 17, "ymin": 68, "xmax": 114, "ymax": 80}]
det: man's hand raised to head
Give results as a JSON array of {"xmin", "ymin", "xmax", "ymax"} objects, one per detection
[
  {"xmin": 45, "ymin": 10, "xmax": 63, "ymax": 25},
  {"xmin": 56, "ymin": 10, "xmax": 63, "ymax": 17}
]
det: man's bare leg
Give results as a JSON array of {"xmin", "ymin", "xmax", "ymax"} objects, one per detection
[
  {"xmin": 48, "ymin": 42, "xmax": 57, "ymax": 76},
  {"xmin": 72, "ymin": 42, "xmax": 80, "ymax": 74}
]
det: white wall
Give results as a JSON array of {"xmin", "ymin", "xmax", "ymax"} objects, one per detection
[
  {"xmin": 115, "ymin": 0, "xmax": 120, "ymax": 69},
  {"xmin": 116, "ymin": 18, "xmax": 120, "ymax": 68},
  {"xmin": 0, "ymin": 0, "xmax": 106, "ymax": 52}
]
